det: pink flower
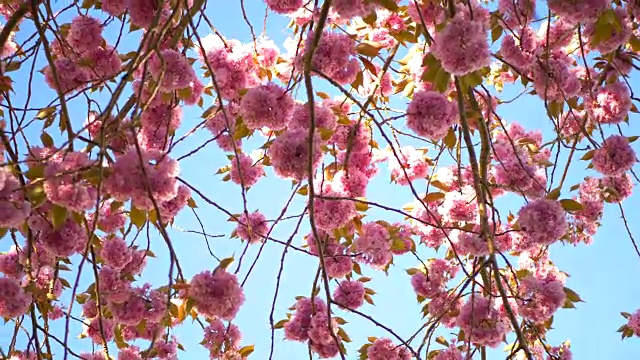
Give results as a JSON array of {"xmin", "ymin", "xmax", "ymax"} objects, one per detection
[
  {"xmin": 499, "ymin": 27, "xmax": 540, "ymax": 70},
  {"xmin": 0, "ymin": 173, "xmax": 30, "ymax": 228},
  {"xmin": 530, "ymin": 51, "xmax": 580, "ymax": 101},
  {"xmin": 284, "ymin": 297, "xmax": 327, "ymax": 342},
  {"xmin": 289, "ymin": 102, "xmax": 337, "ymax": 132},
  {"xmin": 389, "ymin": 146, "xmax": 430, "ymax": 185},
  {"xmin": 104, "ymin": 147, "xmax": 179, "ymax": 210},
  {"xmin": 100, "ymin": 236, "xmax": 133, "ymax": 270},
  {"xmin": 83, "ymin": 46, "xmax": 122, "ymax": 81},
  {"xmin": 269, "ymin": 129, "xmax": 324, "ymax": 180},
  {"xmin": 298, "ymin": 31, "xmax": 360, "ymax": 85},
  {"xmin": 109, "ymin": 291, "xmax": 146, "ymax": 326},
  {"xmin": 202, "ymin": 319, "xmax": 242, "ymax": 357},
  {"xmin": 410, "ymin": 259, "xmax": 458, "ymax": 299},
  {"xmin": 428, "ymin": 292, "xmax": 464, "ymax": 328},
  {"xmin": 601, "ymin": 173, "xmax": 633, "ymax": 203},
  {"xmin": 592, "ymin": 135, "xmax": 636, "ymax": 176},
  {"xmin": 35, "ymin": 218, "xmax": 87, "ymax": 258},
  {"xmin": 332, "ymin": 169, "xmax": 369, "ymax": 197},
  {"xmin": 44, "ymin": 57, "xmax": 89, "ymax": 93},
  {"xmin": 98, "ymin": 266, "xmax": 131, "ymax": 303},
  {"xmin": 157, "ymin": 185, "xmax": 191, "ymax": 224},
  {"xmin": 43, "ymin": 151, "xmax": 97, "ymax": 212},
  {"xmin": 0, "ymin": 247, "xmax": 23, "ymax": 279},
  {"xmin": 456, "ymin": 295, "xmax": 510, "ymax": 347},
  {"xmin": 627, "ymin": 310, "xmax": 640, "ymax": 336},
  {"xmin": 333, "ymin": 0, "xmax": 372, "ymax": 19},
  {"xmin": 312, "ymin": 177, "xmax": 357, "ymax": 231},
  {"xmin": 367, "ymin": 338, "xmax": 411, "ymax": 360},
  {"xmin": 518, "ymin": 275, "xmax": 566, "ymax": 323},
  {"xmin": 441, "ymin": 186, "xmax": 478, "ymax": 223},
  {"xmin": 0, "ymin": 276, "xmax": 30, "ymax": 318},
  {"xmin": 189, "ymin": 269, "xmax": 245, "ymax": 320},
  {"xmin": 586, "ymin": 81, "xmax": 632, "ymax": 125},
  {"xmin": 101, "ymin": 0, "xmax": 127, "ymax": 16},
  {"xmin": 547, "ymin": 0, "xmax": 608, "ymax": 24},
  {"xmin": 230, "ymin": 153, "xmax": 264, "ymax": 187},
  {"xmin": 117, "ymin": 346, "xmax": 143, "ymax": 360},
  {"xmin": 432, "ymin": 15, "xmax": 490, "ymax": 75},
  {"xmin": 256, "ymin": 37, "xmax": 279, "ymax": 68},
  {"xmin": 517, "ymin": 199, "xmax": 567, "ymax": 247},
  {"xmin": 498, "ymin": 0, "xmax": 536, "ymax": 27},
  {"xmin": 354, "ymin": 222, "xmax": 392, "ymax": 269},
  {"xmin": 121, "ymin": 248, "xmax": 147, "ymax": 277},
  {"xmin": 265, "ymin": 0, "xmax": 303, "ymax": 14},
  {"xmin": 199, "ymin": 35, "xmax": 259, "ymax": 100},
  {"xmin": 406, "ymin": 90, "xmax": 458, "ymax": 141},
  {"xmin": 67, "ymin": 16, "xmax": 103, "ymax": 54},
  {"xmin": 148, "ymin": 49, "xmax": 196, "ymax": 92},
  {"xmin": 240, "ymin": 83, "xmax": 294, "ymax": 130},
  {"xmin": 86, "ymin": 317, "xmax": 115, "ymax": 344},
  {"xmin": 235, "ymin": 211, "xmax": 269, "ymax": 244},
  {"xmin": 333, "ymin": 280, "xmax": 365, "ymax": 309}
]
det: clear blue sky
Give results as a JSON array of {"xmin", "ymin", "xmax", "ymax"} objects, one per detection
[{"xmin": 1, "ymin": 1, "xmax": 639, "ymax": 359}]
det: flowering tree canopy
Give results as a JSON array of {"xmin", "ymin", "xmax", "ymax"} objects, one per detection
[{"xmin": 0, "ymin": 0, "xmax": 639, "ymax": 359}]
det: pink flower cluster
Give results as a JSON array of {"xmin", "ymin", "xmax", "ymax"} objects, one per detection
[
  {"xmin": 388, "ymin": 146, "xmax": 429, "ymax": 185},
  {"xmin": 235, "ymin": 211, "xmax": 269, "ymax": 244},
  {"xmin": 355, "ymin": 222, "xmax": 392, "ymax": 270},
  {"xmin": 410, "ymin": 259, "xmax": 458, "ymax": 299},
  {"xmin": 431, "ymin": 14, "xmax": 490, "ymax": 75},
  {"xmin": 45, "ymin": 16, "xmax": 122, "ymax": 93},
  {"xmin": 515, "ymin": 199, "xmax": 567, "ymax": 251},
  {"xmin": 283, "ymin": 297, "xmax": 341, "ymax": 358},
  {"xmin": 189, "ymin": 269, "xmax": 245, "ymax": 320},
  {"xmin": 406, "ymin": 90, "xmax": 458, "ymax": 141},
  {"xmin": 299, "ymin": 31, "xmax": 360, "ymax": 85},
  {"xmin": 367, "ymin": 338, "xmax": 411, "ymax": 360}
]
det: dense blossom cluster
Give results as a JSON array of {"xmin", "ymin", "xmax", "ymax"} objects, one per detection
[{"xmin": 0, "ymin": 0, "xmax": 638, "ymax": 358}]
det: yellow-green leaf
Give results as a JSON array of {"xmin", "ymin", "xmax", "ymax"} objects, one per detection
[
  {"xmin": 559, "ymin": 199, "xmax": 584, "ymax": 212},
  {"xmin": 130, "ymin": 206, "xmax": 146, "ymax": 229},
  {"xmin": 355, "ymin": 198, "xmax": 369, "ymax": 212},
  {"xmin": 443, "ymin": 128, "xmax": 456, "ymax": 149},
  {"xmin": 218, "ymin": 256, "xmax": 234, "ymax": 270},
  {"xmin": 547, "ymin": 187, "xmax": 561, "ymax": 200},
  {"xmin": 36, "ymin": 106, "xmax": 56, "ymax": 120},
  {"xmin": 50, "ymin": 204, "xmax": 68, "ymax": 230},
  {"xmin": 238, "ymin": 345, "xmax": 255, "ymax": 357}
]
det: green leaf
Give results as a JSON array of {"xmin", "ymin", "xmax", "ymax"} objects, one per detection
[
  {"xmin": 371, "ymin": 0, "xmax": 398, "ymax": 11},
  {"xmin": 547, "ymin": 187, "xmax": 561, "ymax": 200},
  {"xmin": 238, "ymin": 345, "xmax": 255, "ymax": 357},
  {"xmin": 129, "ymin": 206, "xmax": 146, "ymax": 229},
  {"xmin": 218, "ymin": 256, "xmax": 234, "ymax": 270},
  {"xmin": 273, "ymin": 319, "xmax": 288, "ymax": 329},
  {"xmin": 355, "ymin": 198, "xmax": 369, "ymax": 212},
  {"xmin": 581, "ymin": 150, "xmax": 595, "ymax": 160},
  {"xmin": 564, "ymin": 287, "xmax": 583, "ymax": 303},
  {"xmin": 559, "ymin": 199, "xmax": 584, "ymax": 212},
  {"xmin": 41, "ymin": 132, "xmax": 54, "ymax": 147},
  {"xmin": 443, "ymin": 128, "xmax": 456, "ymax": 149},
  {"xmin": 50, "ymin": 204, "xmax": 68, "ymax": 230},
  {"xmin": 424, "ymin": 192, "xmax": 445, "ymax": 202},
  {"xmin": 491, "ymin": 24, "xmax": 503, "ymax": 43},
  {"xmin": 337, "ymin": 327, "xmax": 352, "ymax": 343},
  {"xmin": 436, "ymin": 335, "xmax": 449, "ymax": 347},
  {"xmin": 36, "ymin": 106, "xmax": 56, "ymax": 120},
  {"xmin": 114, "ymin": 326, "xmax": 129, "ymax": 349},
  {"xmin": 356, "ymin": 41, "xmax": 383, "ymax": 57}
]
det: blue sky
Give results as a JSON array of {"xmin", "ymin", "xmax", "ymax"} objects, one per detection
[{"xmin": 1, "ymin": 0, "xmax": 639, "ymax": 359}]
